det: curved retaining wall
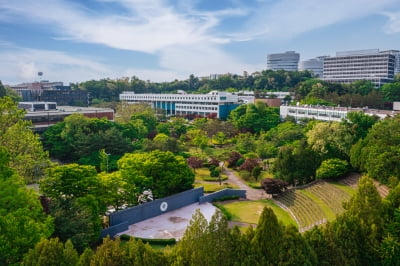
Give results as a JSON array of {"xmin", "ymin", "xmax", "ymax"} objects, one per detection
[{"xmin": 101, "ymin": 187, "xmax": 246, "ymax": 238}]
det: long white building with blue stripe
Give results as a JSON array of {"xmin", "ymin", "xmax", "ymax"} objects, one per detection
[{"xmin": 119, "ymin": 91, "xmax": 252, "ymax": 119}]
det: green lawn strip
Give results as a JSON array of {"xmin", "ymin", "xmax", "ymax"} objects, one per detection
[
  {"xmin": 327, "ymin": 181, "xmax": 356, "ymax": 197},
  {"xmin": 221, "ymin": 200, "xmax": 297, "ymax": 228},
  {"xmin": 194, "ymin": 182, "xmax": 239, "ymax": 193},
  {"xmin": 195, "ymin": 168, "xmax": 211, "ymax": 181},
  {"xmin": 298, "ymin": 189, "xmax": 335, "ymax": 222},
  {"xmin": 259, "ymin": 171, "xmax": 274, "ymax": 179}
]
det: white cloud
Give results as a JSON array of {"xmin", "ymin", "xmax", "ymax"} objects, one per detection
[
  {"xmin": 0, "ymin": 47, "xmax": 110, "ymax": 84},
  {"xmin": 382, "ymin": 11, "xmax": 400, "ymax": 34},
  {"xmin": 1, "ymin": 0, "xmax": 241, "ymax": 53}
]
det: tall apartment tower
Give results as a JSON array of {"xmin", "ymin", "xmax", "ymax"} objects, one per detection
[
  {"xmin": 299, "ymin": 56, "xmax": 327, "ymax": 77},
  {"xmin": 323, "ymin": 49, "xmax": 398, "ymax": 87},
  {"xmin": 267, "ymin": 51, "xmax": 300, "ymax": 71}
]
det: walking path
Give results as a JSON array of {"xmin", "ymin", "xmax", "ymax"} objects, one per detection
[{"xmin": 223, "ymin": 168, "xmax": 269, "ymax": 200}]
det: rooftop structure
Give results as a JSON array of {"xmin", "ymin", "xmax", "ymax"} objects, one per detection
[
  {"xmin": 267, "ymin": 51, "xmax": 300, "ymax": 71},
  {"xmin": 119, "ymin": 91, "xmax": 251, "ymax": 119},
  {"xmin": 323, "ymin": 49, "xmax": 399, "ymax": 87},
  {"xmin": 20, "ymin": 102, "xmax": 114, "ymax": 132}
]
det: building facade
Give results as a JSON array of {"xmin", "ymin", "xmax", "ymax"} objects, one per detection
[
  {"xmin": 299, "ymin": 56, "xmax": 326, "ymax": 77},
  {"xmin": 280, "ymin": 104, "xmax": 399, "ymax": 122},
  {"xmin": 267, "ymin": 51, "xmax": 300, "ymax": 71},
  {"xmin": 323, "ymin": 49, "xmax": 399, "ymax": 87},
  {"xmin": 19, "ymin": 102, "xmax": 114, "ymax": 132},
  {"xmin": 10, "ymin": 81, "xmax": 88, "ymax": 106},
  {"xmin": 119, "ymin": 91, "xmax": 249, "ymax": 119}
]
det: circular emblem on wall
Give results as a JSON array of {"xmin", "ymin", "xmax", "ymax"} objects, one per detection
[{"xmin": 160, "ymin": 201, "xmax": 168, "ymax": 212}]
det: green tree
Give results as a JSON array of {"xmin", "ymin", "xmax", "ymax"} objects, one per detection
[
  {"xmin": 0, "ymin": 97, "xmax": 50, "ymax": 183},
  {"xmin": 42, "ymin": 114, "xmax": 134, "ymax": 164},
  {"xmin": 118, "ymin": 150, "xmax": 194, "ymax": 199},
  {"xmin": 381, "ymin": 81, "xmax": 400, "ymax": 101},
  {"xmin": 344, "ymin": 111, "xmax": 379, "ymax": 141},
  {"xmin": 186, "ymin": 129, "xmax": 208, "ymax": 152},
  {"xmin": 251, "ymin": 207, "xmax": 284, "ymax": 265},
  {"xmin": 262, "ymin": 121, "xmax": 304, "ymax": 146},
  {"xmin": 0, "ymin": 81, "xmax": 6, "ymax": 98},
  {"xmin": 306, "ymin": 121, "xmax": 354, "ymax": 160},
  {"xmin": 229, "ymin": 102, "xmax": 280, "ymax": 133},
  {"xmin": 350, "ymin": 115, "xmax": 400, "ymax": 183},
  {"xmin": 23, "ymin": 238, "xmax": 79, "ymax": 266},
  {"xmin": 273, "ymin": 140, "xmax": 321, "ymax": 185},
  {"xmin": 90, "ymin": 237, "xmax": 128, "ymax": 266},
  {"xmin": 98, "ymin": 171, "xmax": 133, "ymax": 210},
  {"xmin": 40, "ymin": 164, "xmax": 99, "ymax": 200},
  {"xmin": 316, "ymin": 158, "xmax": 349, "ymax": 179},
  {"xmin": 50, "ymin": 196, "xmax": 102, "ymax": 252},
  {"xmin": 0, "ymin": 149, "xmax": 54, "ymax": 265}
]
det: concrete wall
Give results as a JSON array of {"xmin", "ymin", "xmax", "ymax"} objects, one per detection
[
  {"xmin": 109, "ymin": 187, "xmax": 204, "ymax": 227},
  {"xmin": 100, "ymin": 221, "xmax": 129, "ymax": 238},
  {"xmin": 199, "ymin": 189, "xmax": 246, "ymax": 204}
]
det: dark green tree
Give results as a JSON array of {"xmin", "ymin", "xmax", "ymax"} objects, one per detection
[
  {"xmin": 22, "ymin": 238, "xmax": 79, "ymax": 266},
  {"xmin": 0, "ymin": 81, "xmax": 6, "ymax": 98},
  {"xmin": 118, "ymin": 150, "xmax": 194, "ymax": 198}
]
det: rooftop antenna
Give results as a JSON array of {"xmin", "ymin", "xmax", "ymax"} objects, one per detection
[{"xmin": 38, "ymin": 71, "xmax": 43, "ymax": 82}]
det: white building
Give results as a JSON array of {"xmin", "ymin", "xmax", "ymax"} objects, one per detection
[
  {"xmin": 323, "ymin": 49, "xmax": 399, "ymax": 87},
  {"xmin": 267, "ymin": 51, "xmax": 300, "ymax": 71},
  {"xmin": 119, "ymin": 91, "xmax": 252, "ymax": 119},
  {"xmin": 299, "ymin": 56, "xmax": 326, "ymax": 77},
  {"xmin": 280, "ymin": 104, "xmax": 399, "ymax": 122}
]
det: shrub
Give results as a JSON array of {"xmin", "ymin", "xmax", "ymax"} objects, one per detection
[
  {"xmin": 239, "ymin": 158, "xmax": 259, "ymax": 172},
  {"xmin": 210, "ymin": 169, "xmax": 220, "ymax": 177},
  {"xmin": 316, "ymin": 158, "xmax": 349, "ymax": 179},
  {"xmin": 252, "ymin": 166, "xmax": 262, "ymax": 179},
  {"xmin": 227, "ymin": 151, "xmax": 243, "ymax": 168},
  {"xmin": 213, "ymin": 203, "xmax": 232, "ymax": 220},
  {"xmin": 119, "ymin": 235, "xmax": 176, "ymax": 245},
  {"xmin": 212, "ymin": 195, "xmax": 240, "ymax": 202},
  {"xmin": 236, "ymin": 158, "xmax": 245, "ymax": 167}
]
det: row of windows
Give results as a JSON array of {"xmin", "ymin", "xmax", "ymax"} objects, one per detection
[
  {"xmin": 121, "ymin": 95, "xmax": 219, "ymax": 101},
  {"xmin": 287, "ymin": 108, "xmax": 347, "ymax": 118},
  {"xmin": 176, "ymin": 106, "xmax": 218, "ymax": 111}
]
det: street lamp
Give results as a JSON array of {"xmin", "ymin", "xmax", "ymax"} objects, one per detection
[{"xmin": 105, "ymin": 152, "xmax": 111, "ymax": 172}]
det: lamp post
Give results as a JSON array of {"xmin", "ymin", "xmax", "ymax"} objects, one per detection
[{"xmin": 105, "ymin": 152, "xmax": 111, "ymax": 172}]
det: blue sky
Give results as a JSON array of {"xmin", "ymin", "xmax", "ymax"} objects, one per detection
[{"xmin": 1, "ymin": 0, "xmax": 400, "ymax": 85}]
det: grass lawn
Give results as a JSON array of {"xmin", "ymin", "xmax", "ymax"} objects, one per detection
[
  {"xmin": 195, "ymin": 167, "xmax": 228, "ymax": 182},
  {"xmin": 328, "ymin": 181, "xmax": 356, "ymax": 196},
  {"xmin": 195, "ymin": 168, "xmax": 211, "ymax": 180},
  {"xmin": 222, "ymin": 199, "xmax": 297, "ymax": 228}
]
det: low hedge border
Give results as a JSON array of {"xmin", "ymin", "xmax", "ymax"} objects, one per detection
[
  {"xmin": 212, "ymin": 195, "xmax": 240, "ymax": 202},
  {"xmin": 213, "ymin": 203, "xmax": 232, "ymax": 221},
  {"xmin": 119, "ymin": 235, "xmax": 176, "ymax": 245},
  {"xmin": 202, "ymin": 176, "xmax": 228, "ymax": 182}
]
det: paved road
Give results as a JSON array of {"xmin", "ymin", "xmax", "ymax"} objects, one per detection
[{"xmin": 223, "ymin": 168, "xmax": 269, "ymax": 200}]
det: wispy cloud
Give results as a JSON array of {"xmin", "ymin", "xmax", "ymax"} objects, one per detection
[
  {"xmin": 238, "ymin": 0, "xmax": 398, "ymax": 40},
  {"xmin": 1, "ymin": 0, "xmax": 400, "ymax": 84},
  {"xmin": 382, "ymin": 11, "xmax": 400, "ymax": 34},
  {"xmin": 1, "ymin": 0, "xmax": 242, "ymax": 53}
]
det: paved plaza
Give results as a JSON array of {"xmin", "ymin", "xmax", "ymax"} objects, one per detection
[{"xmin": 118, "ymin": 202, "xmax": 217, "ymax": 240}]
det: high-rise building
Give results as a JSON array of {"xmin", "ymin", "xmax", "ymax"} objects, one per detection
[
  {"xmin": 299, "ymin": 56, "xmax": 327, "ymax": 77},
  {"xmin": 323, "ymin": 49, "xmax": 399, "ymax": 87},
  {"xmin": 267, "ymin": 51, "xmax": 300, "ymax": 71}
]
